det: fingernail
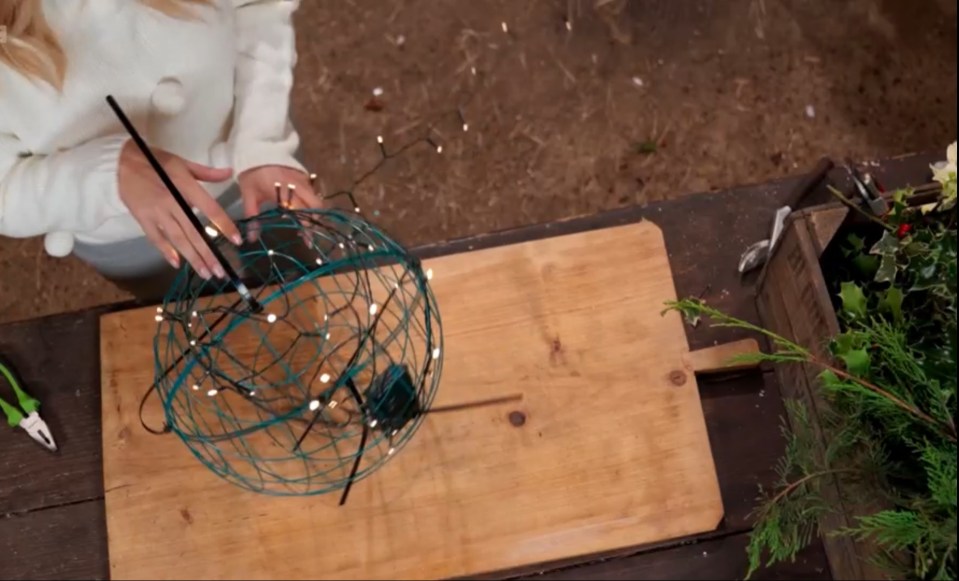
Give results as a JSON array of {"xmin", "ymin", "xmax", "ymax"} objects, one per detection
[
  {"xmin": 199, "ymin": 268, "xmax": 212, "ymax": 279},
  {"xmin": 232, "ymin": 234, "xmax": 242, "ymax": 245},
  {"xmin": 214, "ymin": 265, "xmax": 226, "ymax": 279},
  {"xmin": 168, "ymin": 256, "xmax": 180, "ymax": 269}
]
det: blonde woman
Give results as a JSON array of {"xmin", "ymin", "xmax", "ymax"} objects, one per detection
[{"xmin": 0, "ymin": 0, "xmax": 321, "ymax": 299}]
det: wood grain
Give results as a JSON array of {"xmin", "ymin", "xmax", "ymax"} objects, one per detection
[
  {"xmin": 0, "ymin": 500, "xmax": 109, "ymax": 581},
  {"xmin": 0, "ymin": 311, "xmax": 104, "ymax": 515},
  {"xmin": 99, "ymin": 221, "xmax": 723, "ymax": 580},
  {"xmin": 513, "ymin": 530, "xmax": 831, "ymax": 581},
  {"xmin": 687, "ymin": 339, "xmax": 761, "ymax": 374}
]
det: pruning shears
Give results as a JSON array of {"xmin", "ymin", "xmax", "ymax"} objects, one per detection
[{"xmin": 0, "ymin": 357, "xmax": 57, "ymax": 452}]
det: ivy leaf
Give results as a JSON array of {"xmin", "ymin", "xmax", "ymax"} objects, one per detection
[
  {"xmin": 875, "ymin": 254, "xmax": 899, "ymax": 284},
  {"xmin": 870, "ymin": 231, "xmax": 899, "ymax": 257},
  {"xmin": 878, "ymin": 287, "xmax": 904, "ymax": 323},
  {"xmin": 840, "ymin": 348, "xmax": 871, "ymax": 377},
  {"xmin": 839, "ymin": 282, "xmax": 868, "ymax": 319}
]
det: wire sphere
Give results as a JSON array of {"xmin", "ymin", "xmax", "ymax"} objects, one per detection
[{"xmin": 152, "ymin": 207, "xmax": 443, "ymax": 496}]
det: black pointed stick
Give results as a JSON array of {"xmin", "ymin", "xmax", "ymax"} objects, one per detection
[{"xmin": 105, "ymin": 95, "xmax": 262, "ymax": 313}]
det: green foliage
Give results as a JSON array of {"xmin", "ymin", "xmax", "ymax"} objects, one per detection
[{"xmin": 664, "ymin": 168, "xmax": 957, "ymax": 580}]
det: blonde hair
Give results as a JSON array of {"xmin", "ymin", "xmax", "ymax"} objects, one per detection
[{"xmin": 1, "ymin": 0, "xmax": 212, "ymax": 90}]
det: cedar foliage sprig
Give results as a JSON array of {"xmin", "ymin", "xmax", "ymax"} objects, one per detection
[{"xmin": 664, "ymin": 152, "xmax": 957, "ymax": 580}]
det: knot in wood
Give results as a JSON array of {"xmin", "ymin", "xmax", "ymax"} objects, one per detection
[
  {"xmin": 508, "ymin": 411, "xmax": 527, "ymax": 427},
  {"xmin": 669, "ymin": 370, "xmax": 687, "ymax": 386}
]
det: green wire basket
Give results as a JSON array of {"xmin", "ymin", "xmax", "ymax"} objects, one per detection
[{"xmin": 152, "ymin": 207, "xmax": 443, "ymax": 498}]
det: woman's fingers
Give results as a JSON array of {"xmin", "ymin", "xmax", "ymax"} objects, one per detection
[
  {"xmin": 182, "ymin": 159, "xmax": 234, "ymax": 184},
  {"xmin": 141, "ymin": 219, "xmax": 181, "ymax": 270},
  {"xmin": 182, "ymin": 181, "xmax": 242, "ymax": 246},
  {"xmin": 243, "ymin": 194, "xmax": 261, "ymax": 242},
  {"xmin": 157, "ymin": 211, "xmax": 220, "ymax": 280}
]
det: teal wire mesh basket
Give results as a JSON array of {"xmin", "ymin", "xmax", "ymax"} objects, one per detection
[{"xmin": 152, "ymin": 207, "xmax": 443, "ymax": 498}]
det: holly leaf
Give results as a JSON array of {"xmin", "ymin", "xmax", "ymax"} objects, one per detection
[
  {"xmin": 831, "ymin": 331, "xmax": 867, "ymax": 357},
  {"xmin": 878, "ymin": 287, "xmax": 904, "ymax": 323},
  {"xmin": 840, "ymin": 348, "xmax": 871, "ymax": 377},
  {"xmin": 852, "ymin": 253, "xmax": 880, "ymax": 277},
  {"xmin": 875, "ymin": 253, "xmax": 899, "ymax": 284},
  {"xmin": 846, "ymin": 234, "xmax": 866, "ymax": 255},
  {"xmin": 839, "ymin": 282, "xmax": 868, "ymax": 319}
]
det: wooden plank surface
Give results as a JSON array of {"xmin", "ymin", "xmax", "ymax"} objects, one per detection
[
  {"xmin": 0, "ymin": 311, "xmax": 104, "ymax": 515},
  {"xmin": 513, "ymin": 530, "xmax": 831, "ymax": 581},
  {"xmin": 12, "ymin": 149, "xmax": 941, "ymax": 580},
  {"xmin": 99, "ymin": 222, "xmax": 724, "ymax": 580},
  {"xmin": 0, "ymin": 500, "xmax": 109, "ymax": 581}
]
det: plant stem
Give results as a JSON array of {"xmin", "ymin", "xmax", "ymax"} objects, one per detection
[
  {"xmin": 817, "ymin": 359, "xmax": 958, "ymax": 442},
  {"xmin": 827, "ymin": 185, "xmax": 894, "ymax": 231},
  {"xmin": 765, "ymin": 468, "xmax": 859, "ymax": 509}
]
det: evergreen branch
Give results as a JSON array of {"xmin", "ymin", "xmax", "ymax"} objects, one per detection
[
  {"xmin": 664, "ymin": 299, "xmax": 958, "ymax": 442},
  {"xmin": 762, "ymin": 469, "xmax": 859, "ymax": 516},
  {"xmin": 818, "ymin": 361, "xmax": 957, "ymax": 443}
]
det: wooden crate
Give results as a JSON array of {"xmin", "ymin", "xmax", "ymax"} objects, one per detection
[{"xmin": 754, "ymin": 202, "xmax": 887, "ymax": 581}]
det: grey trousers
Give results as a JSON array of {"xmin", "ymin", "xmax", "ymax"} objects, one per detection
[{"xmin": 73, "ymin": 185, "xmax": 249, "ymax": 302}]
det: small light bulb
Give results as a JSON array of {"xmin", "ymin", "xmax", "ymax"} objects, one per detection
[
  {"xmin": 204, "ymin": 225, "xmax": 219, "ymax": 238},
  {"xmin": 309, "ymin": 172, "xmax": 317, "ymax": 181},
  {"xmin": 249, "ymin": 389, "xmax": 256, "ymax": 397},
  {"xmin": 388, "ymin": 447, "xmax": 396, "ymax": 456},
  {"xmin": 354, "ymin": 206, "xmax": 361, "ymax": 213},
  {"xmin": 267, "ymin": 313, "xmax": 277, "ymax": 323},
  {"xmin": 462, "ymin": 123, "xmax": 469, "ymax": 132},
  {"xmin": 154, "ymin": 314, "xmax": 163, "ymax": 322},
  {"xmin": 189, "ymin": 340, "xmax": 197, "ymax": 346},
  {"xmin": 315, "ymin": 258, "xmax": 323, "ymax": 266},
  {"xmin": 192, "ymin": 384, "xmax": 200, "ymax": 391},
  {"xmin": 376, "ymin": 135, "xmax": 384, "ymax": 144},
  {"xmin": 436, "ymin": 144, "xmax": 443, "ymax": 153},
  {"xmin": 320, "ymin": 373, "xmax": 331, "ymax": 383},
  {"xmin": 565, "ymin": 20, "xmax": 572, "ymax": 31},
  {"xmin": 369, "ymin": 303, "xmax": 378, "ymax": 315},
  {"xmin": 432, "ymin": 347, "xmax": 441, "ymax": 359},
  {"xmin": 155, "ymin": 306, "xmax": 163, "ymax": 313},
  {"xmin": 267, "ymin": 249, "xmax": 275, "ymax": 256},
  {"xmin": 426, "ymin": 268, "xmax": 434, "ymax": 280},
  {"xmin": 309, "ymin": 399, "xmax": 320, "ymax": 411},
  {"xmin": 191, "ymin": 311, "xmax": 198, "ymax": 318},
  {"xmin": 207, "ymin": 389, "xmax": 218, "ymax": 397},
  {"xmin": 470, "ymin": 66, "xmax": 477, "ymax": 75},
  {"xmin": 370, "ymin": 419, "xmax": 378, "ymax": 428},
  {"xmin": 329, "ymin": 400, "xmax": 338, "ymax": 409},
  {"xmin": 325, "ymin": 332, "xmax": 331, "ymax": 340},
  {"xmin": 323, "ymin": 314, "xmax": 329, "ymax": 321},
  {"xmin": 338, "ymin": 242, "xmax": 345, "ymax": 249},
  {"xmin": 373, "ymin": 86, "xmax": 384, "ymax": 97},
  {"xmin": 501, "ymin": 21, "xmax": 508, "ymax": 33},
  {"xmin": 367, "ymin": 244, "xmax": 375, "ymax": 251}
]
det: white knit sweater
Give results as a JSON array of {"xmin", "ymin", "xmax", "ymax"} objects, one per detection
[{"xmin": 0, "ymin": 0, "xmax": 305, "ymax": 257}]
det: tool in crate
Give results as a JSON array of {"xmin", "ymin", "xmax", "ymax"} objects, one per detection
[
  {"xmin": 738, "ymin": 157, "xmax": 836, "ymax": 274},
  {"xmin": 0, "ymin": 356, "xmax": 57, "ymax": 452}
]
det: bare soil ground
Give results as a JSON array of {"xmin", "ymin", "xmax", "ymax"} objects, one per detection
[{"xmin": 1, "ymin": 0, "xmax": 956, "ymax": 324}]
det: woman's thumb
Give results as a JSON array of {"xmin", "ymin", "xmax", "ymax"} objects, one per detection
[{"xmin": 183, "ymin": 158, "xmax": 234, "ymax": 183}]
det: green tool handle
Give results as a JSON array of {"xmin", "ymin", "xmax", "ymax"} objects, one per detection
[{"xmin": 0, "ymin": 362, "xmax": 38, "ymax": 427}]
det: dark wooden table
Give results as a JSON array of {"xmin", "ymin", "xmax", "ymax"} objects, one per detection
[{"xmin": 0, "ymin": 152, "xmax": 939, "ymax": 581}]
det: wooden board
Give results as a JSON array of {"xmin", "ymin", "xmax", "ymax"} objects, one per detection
[{"xmin": 99, "ymin": 221, "xmax": 723, "ymax": 580}]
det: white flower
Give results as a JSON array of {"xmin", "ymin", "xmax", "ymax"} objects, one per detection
[{"xmin": 930, "ymin": 141, "xmax": 956, "ymax": 186}]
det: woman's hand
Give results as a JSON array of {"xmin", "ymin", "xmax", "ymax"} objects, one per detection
[
  {"xmin": 238, "ymin": 165, "xmax": 322, "ymax": 241},
  {"xmin": 117, "ymin": 139, "xmax": 242, "ymax": 279}
]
